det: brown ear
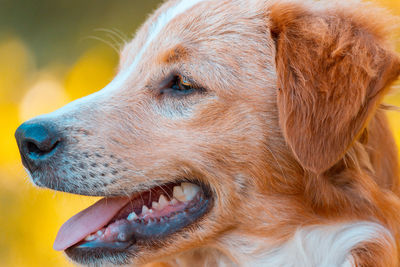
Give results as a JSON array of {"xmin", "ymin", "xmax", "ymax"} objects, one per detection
[{"xmin": 269, "ymin": 0, "xmax": 400, "ymax": 174}]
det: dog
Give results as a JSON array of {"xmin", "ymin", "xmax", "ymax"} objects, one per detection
[{"xmin": 15, "ymin": 0, "xmax": 400, "ymax": 266}]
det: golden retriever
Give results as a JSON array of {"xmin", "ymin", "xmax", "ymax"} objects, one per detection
[{"xmin": 15, "ymin": 0, "xmax": 400, "ymax": 266}]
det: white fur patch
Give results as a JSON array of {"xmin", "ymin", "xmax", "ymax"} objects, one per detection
[{"xmin": 223, "ymin": 222, "xmax": 393, "ymax": 267}]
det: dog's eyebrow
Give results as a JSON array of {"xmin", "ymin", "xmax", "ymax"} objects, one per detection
[{"xmin": 158, "ymin": 45, "xmax": 189, "ymax": 64}]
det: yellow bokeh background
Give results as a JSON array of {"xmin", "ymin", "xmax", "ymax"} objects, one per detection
[{"xmin": 0, "ymin": 0, "xmax": 399, "ymax": 266}]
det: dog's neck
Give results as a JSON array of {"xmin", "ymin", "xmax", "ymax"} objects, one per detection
[{"xmin": 163, "ymin": 221, "xmax": 392, "ymax": 267}]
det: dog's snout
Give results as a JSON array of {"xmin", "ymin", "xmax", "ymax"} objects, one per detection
[{"xmin": 15, "ymin": 120, "xmax": 61, "ymax": 172}]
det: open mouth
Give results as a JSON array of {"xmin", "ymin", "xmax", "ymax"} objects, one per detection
[{"xmin": 54, "ymin": 181, "xmax": 211, "ymax": 256}]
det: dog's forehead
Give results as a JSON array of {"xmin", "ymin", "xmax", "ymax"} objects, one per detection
[
  {"xmin": 120, "ymin": 0, "xmax": 267, "ymax": 71},
  {"xmin": 120, "ymin": 0, "xmax": 209, "ymax": 70}
]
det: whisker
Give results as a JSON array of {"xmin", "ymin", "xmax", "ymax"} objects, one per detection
[
  {"xmin": 93, "ymin": 28, "xmax": 127, "ymax": 52},
  {"xmin": 80, "ymin": 35, "xmax": 120, "ymax": 54},
  {"xmin": 106, "ymin": 33, "xmax": 122, "ymax": 51},
  {"xmin": 156, "ymin": 182, "xmax": 173, "ymax": 200},
  {"xmin": 139, "ymin": 191, "xmax": 145, "ymax": 209},
  {"xmin": 120, "ymin": 188, "xmax": 135, "ymax": 211},
  {"xmin": 112, "ymin": 27, "xmax": 129, "ymax": 42},
  {"xmin": 94, "ymin": 28, "xmax": 128, "ymax": 44}
]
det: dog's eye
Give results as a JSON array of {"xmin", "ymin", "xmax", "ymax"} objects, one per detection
[
  {"xmin": 171, "ymin": 75, "xmax": 194, "ymax": 93},
  {"xmin": 160, "ymin": 75, "xmax": 204, "ymax": 97}
]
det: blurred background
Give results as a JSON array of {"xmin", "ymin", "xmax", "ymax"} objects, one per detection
[{"xmin": 0, "ymin": 0, "xmax": 399, "ymax": 266}]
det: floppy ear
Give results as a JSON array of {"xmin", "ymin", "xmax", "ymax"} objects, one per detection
[{"xmin": 269, "ymin": 0, "xmax": 400, "ymax": 174}]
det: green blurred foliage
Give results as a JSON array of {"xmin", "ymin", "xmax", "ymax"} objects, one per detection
[
  {"xmin": 0, "ymin": 0, "xmax": 161, "ymax": 66},
  {"xmin": 0, "ymin": 0, "xmax": 399, "ymax": 266}
]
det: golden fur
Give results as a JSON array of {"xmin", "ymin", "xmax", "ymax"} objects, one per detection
[{"xmin": 18, "ymin": 0, "xmax": 400, "ymax": 266}]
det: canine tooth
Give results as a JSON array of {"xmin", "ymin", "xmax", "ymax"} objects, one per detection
[
  {"xmin": 173, "ymin": 186, "xmax": 186, "ymax": 202},
  {"xmin": 127, "ymin": 212, "xmax": 138, "ymax": 221},
  {"xmin": 152, "ymin": 201, "xmax": 160, "ymax": 210},
  {"xmin": 142, "ymin": 205, "xmax": 149, "ymax": 214},
  {"xmin": 158, "ymin": 194, "xmax": 169, "ymax": 208},
  {"xmin": 181, "ymin": 183, "xmax": 200, "ymax": 201},
  {"xmin": 97, "ymin": 230, "xmax": 103, "ymax": 236}
]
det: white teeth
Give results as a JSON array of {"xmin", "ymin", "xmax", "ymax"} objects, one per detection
[
  {"xmin": 85, "ymin": 235, "xmax": 96, "ymax": 241},
  {"xmin": 181, "ymin": 183, "xmax": 200, "ymax": 201},
  {"xmin": 173, "ymin": 183, "xmax": 200, "ymax": 201},
  {"xmin": 173, "ymin": 185, "xmax": 186, "ymax": 202},
  {"xmin": 85, "ymin": 184, "xmax": 201, "ymax": 244},
  {"xmin": 158, "ymin": 194, "xmax": 169, "ymax": 209},
  {"xmin": 142, "ymin": 205, "xmax": 149, "ymax": 215},
  {"xmin": 152, "ymin": 201, "xmax": 160, "ymax": 210},
  {"xmin": 127, "ymin": 212, "xmax": 138, "ymax": 221}
]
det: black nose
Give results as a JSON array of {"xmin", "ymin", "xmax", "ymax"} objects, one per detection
[{"xmin": 15, "ymin": 120, "xmax": 61, "ymax": 172}]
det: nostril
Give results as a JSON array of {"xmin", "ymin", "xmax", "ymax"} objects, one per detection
[
  {"xmin": 26, "ymin": 140, "xmax": 60, "ymax": 156},
  {"xmin": 27, "ymin": 141, "xmax": 42, "ymax": 155}
]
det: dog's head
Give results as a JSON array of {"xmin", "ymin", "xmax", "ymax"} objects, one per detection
[{"xmin": 15, "ymin": 0, "xmax": 400, "ymax": 265}]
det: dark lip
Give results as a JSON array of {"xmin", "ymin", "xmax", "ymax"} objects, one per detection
[
  {"xmin": 65, "ymin": 246, "xmax": 136, "ymax": 266},
  {"xmin": 63, "ymin": 179, "xmax": 213, "ymax": 265}
]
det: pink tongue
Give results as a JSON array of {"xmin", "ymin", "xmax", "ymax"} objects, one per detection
[{"xmin": 53, "ymin": 197, "xmax": 130, "ymax": 251}]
